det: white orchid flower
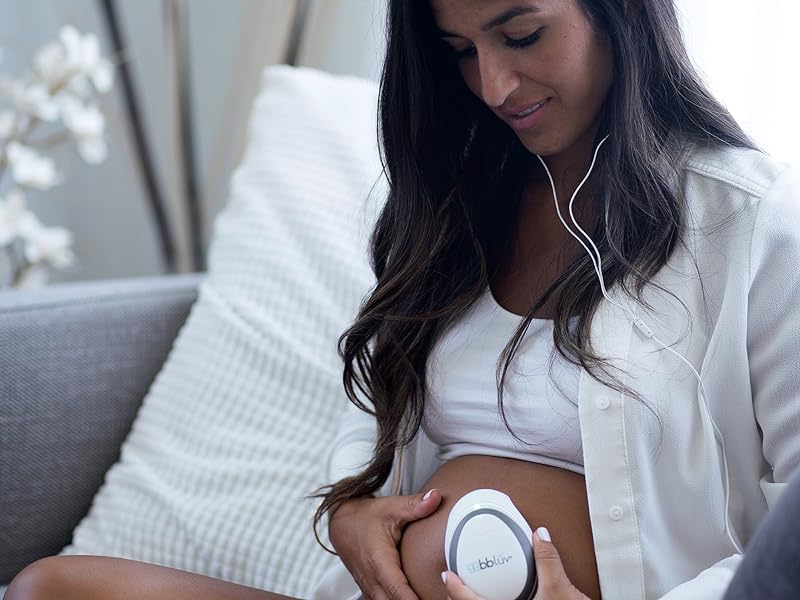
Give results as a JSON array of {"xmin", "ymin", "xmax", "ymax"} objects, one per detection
[
  {"xmin": 59, "ymin": 25, "xmax": 115, "ymax": 95},
  {"xmin": 0, "ymin": 189, "xmax": 31, "ymax": 246},
  {"xmin": 0, "ymin": 109, "xmax": 16, "ymax": 138},
  {"xmin": 17, "ymin": 209, "xmax": 75, "ymax": 268},
  {"xmin": 0, "ymin": 25, "xmax": 112, "ymax": 287},
  {"xmin": 6, "ymin": 141, "xmax": 60, "ymax": 189},
  {"xmin": 58, "ymin": 95, "xmax": 108, "ymax": 164},
  {"xmin": 0, "ymin": 78, "xmax": 59, "ymax": 122},
  {"xmin": 0, "ymin": 190, "xmax": 75, "ymax": 286},
  {"xmin": 32, "ymin": 25, "xmax": 114, "ymax": 96},
  {"xmin": 33, "ymin": 38, "xmax": 71, "ymax": 89}
]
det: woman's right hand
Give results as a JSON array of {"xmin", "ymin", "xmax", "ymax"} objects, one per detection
[{"xmin": 329, "ymin": 489, "xmax": 442, "ymax": 600}]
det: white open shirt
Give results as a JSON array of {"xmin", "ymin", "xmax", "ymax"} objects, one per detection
[{"xmin": 314, "ymin": 142, "xmax": 800, "ymax": 599}]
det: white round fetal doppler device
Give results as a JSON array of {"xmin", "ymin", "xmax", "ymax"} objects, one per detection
[{"xmin": 444, "ymin": 489, "xmax": 537, "ymax": 600}]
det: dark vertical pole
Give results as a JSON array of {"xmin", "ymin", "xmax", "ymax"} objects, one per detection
[
  {"xmin": 284, "ymin": 0, "xmax": 313, "ymax": 66},
  {"xmin": 170, "ymin": 0, "xmax": 204, "ymax": 272},
  {"xmin": 98, "ymin": 0, "xmax": 176, "ymax": 274}
]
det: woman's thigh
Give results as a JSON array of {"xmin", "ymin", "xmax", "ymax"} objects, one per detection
[{"xmin": 6, "ymin": 555, "xmax": 299, "ymax": 600}]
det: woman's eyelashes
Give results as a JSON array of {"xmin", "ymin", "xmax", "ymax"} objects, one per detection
[
  {"xmin": 450, "ymin": 29, "xmax": 544, "ymax": 61},
  {"xmin": 506, "ymin": 28, "xmax": 544, "ymax": 49}
]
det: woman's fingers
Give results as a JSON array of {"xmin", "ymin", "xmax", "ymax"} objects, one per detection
[
  {"xmin": 441, "ymin": 570, "xmax": 486, "ymax": 600},
  {"xmin": 440, "ymin": 528, "xmax": 590, "ymax": 600},
  {"xmin": 532, "ymin": 527, "xmax": 590, "ymax": 599},
  {"xmin": 365, "ymin": 490, "xmax": 441, "ymax": 598},
  {"xmin": 392, "ymin": 488, "xmax": 442, "ymax": 532},
  {"xmin": 533, "ymin": 527, "xmax": 571, "ymax": 589},
  {"xmin": 369, "ymin": 552, "xmax": 422, "ymax": 600},
  {"xmin": 329, "ymin": 491, "xmax": 444, "ymax": 600}
]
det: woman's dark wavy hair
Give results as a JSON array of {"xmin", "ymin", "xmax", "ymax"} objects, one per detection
[{"xmin": 311, "ymin": 0, "xmax": 760, "ymax": 550}]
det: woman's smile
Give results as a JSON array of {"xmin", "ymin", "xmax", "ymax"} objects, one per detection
[
  {"xmin": 505, "ymin": 97, "xmax": 551, "ymax": 131},
  {"xmin": 431, "ymin": 0, "xmax": 613, "ymax": 177}
]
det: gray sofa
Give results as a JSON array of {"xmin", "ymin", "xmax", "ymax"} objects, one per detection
[{"xmin": 0, "ymin": 273, "xmax": 203, "ymax": 590}]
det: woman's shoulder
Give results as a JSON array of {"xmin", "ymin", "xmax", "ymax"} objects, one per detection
[
  {"xmin": 680, "ymin": 139, "xmax": 798, "ymax": 201},
  {"xmin": 675, "ymin": 138, "xmax": 800, "ymax": 255}
]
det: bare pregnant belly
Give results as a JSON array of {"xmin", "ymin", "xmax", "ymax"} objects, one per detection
[{"xmin": 398, "ymin": 455, "xmax": 601, "ymax": 600}]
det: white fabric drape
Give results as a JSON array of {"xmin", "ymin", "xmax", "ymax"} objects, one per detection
[{"xmin": 676, "ymin": 0, "xmax": 800, "ymax": 168}]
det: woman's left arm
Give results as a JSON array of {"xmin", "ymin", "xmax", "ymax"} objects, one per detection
[
  {"xmin": 743, "ymin": 164, "xmax": 800, "ymax": 508},
  {"xmin": 660, "ymin": 164, "xmax": 800, "ymax": 600}
]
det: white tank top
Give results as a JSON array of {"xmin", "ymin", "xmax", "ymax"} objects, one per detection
[{"xmin": 422, "ymin": 285, "xmax": 585, "ymax": 474}]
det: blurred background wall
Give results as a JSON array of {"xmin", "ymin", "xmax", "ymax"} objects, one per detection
[
  {"xmin": 0, "ymin": 0, "xmax": 387, "ymax": 284},
  {"xmin": 0, "ymin": 0, "xmax": 796, "ymax": 286}
]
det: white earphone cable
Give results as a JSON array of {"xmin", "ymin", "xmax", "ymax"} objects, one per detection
[{"xmin": 534, "ymin": 137, "xmax": 743, "ymax": 555}]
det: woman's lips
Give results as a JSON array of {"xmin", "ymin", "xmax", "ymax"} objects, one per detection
[{"xmin": 507, "ymin": 98, "xmax": 551, "ymax": 131}]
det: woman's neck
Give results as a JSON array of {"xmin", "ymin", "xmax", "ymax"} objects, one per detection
[
  {"xmin": 520, "ymin": 174, "xmax": 597, "ymax": 239},
  {"xmin": 528, "ymin": 119, "xmax": 605, "ymax": 208}
]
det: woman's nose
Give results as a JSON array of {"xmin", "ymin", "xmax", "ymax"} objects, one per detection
[{"xmin": 477, "ymin": 52, "xmax": 521, "ymax": 108}]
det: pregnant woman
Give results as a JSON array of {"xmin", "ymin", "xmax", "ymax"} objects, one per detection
[
  {"xmin": 6, "ymin": 1, "xmax": 800, "ymax": 599},
  {"xmin": 310, "ymin": 0, "xmax": 800, "ymax": 599}
]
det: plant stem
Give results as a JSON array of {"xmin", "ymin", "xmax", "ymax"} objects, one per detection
[
  {"xmin": 26, "ymin": 127, "xmax": 71, "ymax": 149},
  {"xmin": 2, "ymin": 242, "xmax": 23, "ymax": 288},
  {"xmin": 2, "ymin": 244, "xmax": 12, "ymax": 288},
  {"xmin": 9, "ymin": 242, "xmax": 28, "ymax": 288},
  {"xmin": 11, "ymin": 264, "xmax": 26, "ymax": 288}
]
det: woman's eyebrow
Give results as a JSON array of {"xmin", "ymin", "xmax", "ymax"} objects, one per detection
[
  {"xmin": 481, "ymin": 5, "xmax": 541, "ymax": 31},
  {"xmin": 436, "ymin": 6, "xmax": 541, "ymax": 38}
]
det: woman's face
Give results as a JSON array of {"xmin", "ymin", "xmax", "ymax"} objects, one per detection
[{"xmin": 430, "ymin": 0, "xmax": 613, "ymax": 167}]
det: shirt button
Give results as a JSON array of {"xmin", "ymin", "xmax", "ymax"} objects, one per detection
[
  {"xmin": 609, "ymin": 505, "xmax": 624, "ymax": 521},
  {"xmin": 595, "ymin": 396, "xmax": 610, "ymax": 410}
]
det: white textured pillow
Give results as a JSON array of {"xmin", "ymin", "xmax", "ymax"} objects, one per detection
[{"xmin": 60, "ymin": 65, "xmax": 385, "ymax": 598}]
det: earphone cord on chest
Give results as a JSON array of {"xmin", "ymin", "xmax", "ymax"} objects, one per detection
[{"xmin": 534, "ymin": 136, "xmax": 743, "ymax": 555}]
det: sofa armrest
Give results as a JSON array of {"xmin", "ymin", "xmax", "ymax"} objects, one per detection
[{"xmin": 0, "ymin": 273, "xmax": 203, "ymax": 585}]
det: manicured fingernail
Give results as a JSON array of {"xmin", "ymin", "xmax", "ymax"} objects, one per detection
[
  {"xmin": 423, "ymin": 489, "xmax": 435, "ymax": 501},
  {"xmin": 536, "ymin": 526, "xmax": 551, "ymax": 542},
  {"xmin": 441, "ymin": 571, "xmax": 448, "ymax": 584}
]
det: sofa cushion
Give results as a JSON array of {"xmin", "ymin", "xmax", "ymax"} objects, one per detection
[
  {"xmin": 0, "ymin": 274, "xmax": 200, "ymax": 586},
  {"xmin": 59, "ymin": 65, "xmax": 385, "ymax": 598}
]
